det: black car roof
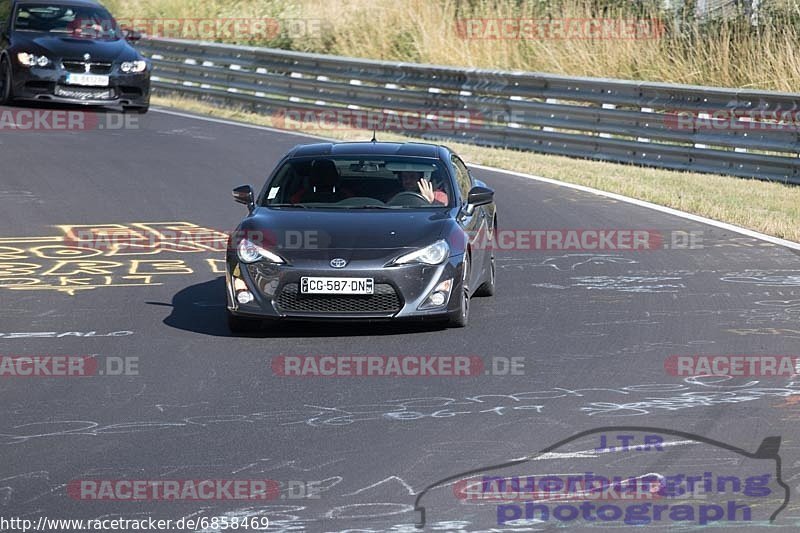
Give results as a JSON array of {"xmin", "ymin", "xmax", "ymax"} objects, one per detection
[{"xmin": 288, "ymin": 141, "xmax": 447, "ymax": 159}]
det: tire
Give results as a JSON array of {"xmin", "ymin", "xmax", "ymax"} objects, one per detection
[
  {"xmin": 123, "ymin": 104, "xmax": 149, "ymax": 114},
  {"xmin": 227, "ymin": 311, "xmax": 263, "ymax": 333},
  {"xmin": 474, "ymin": 254, "xmax": 495, "ymax": 297},
  {"xmin": 0, "ymin": 58, "xmax": 13, "ymax": 105},
  {"xmin": 448, "ymin": 254, "xmax": 470, "ymax": 328}
]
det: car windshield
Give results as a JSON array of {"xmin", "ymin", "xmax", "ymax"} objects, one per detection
[
  {"xmin": 13, "ymin": 3, "xmax": 121, "ymax": 39},
  {"xmin": 261, "ymin": 156, "xmax": 454, "ymax": 209}
]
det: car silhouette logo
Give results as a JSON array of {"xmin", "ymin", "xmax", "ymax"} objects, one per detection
[
  {"xmin": 413, "ymin": 425, "xmax": 790, "ymax": 528},
  {"xmin": 330, "ymin": 258, "xmax": 347, "ymax": 268}
]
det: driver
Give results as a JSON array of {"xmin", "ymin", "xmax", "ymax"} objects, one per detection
[
  {"xmin": 398, "ymin": 171, "xmax": 448, "ymax": 205},
  {"xmin": 68, "ymin": 16, "xmax": 111, "ymax": 38}
]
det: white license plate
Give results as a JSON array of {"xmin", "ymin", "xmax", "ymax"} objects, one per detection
[
  {"xmin": 301, "ymin": 277, "xmax": 374, "ymax": 295},
  {"xmin": 66, "ymin": 73, "xmax": 110, "ymax": 87}
]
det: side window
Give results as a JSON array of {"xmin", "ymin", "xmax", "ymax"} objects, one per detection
[{"xmin": 451, "ymin": 156, "xmax": 472, "ymax": 203}]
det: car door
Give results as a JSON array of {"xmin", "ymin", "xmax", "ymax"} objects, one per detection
[{"xmin": 452, "ymin": 154, "xmax": 487, "ymax": 292}]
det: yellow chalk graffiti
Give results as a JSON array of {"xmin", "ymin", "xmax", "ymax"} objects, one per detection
[{"xmin": 0, "ymin": 222, "xmax": 229, "ymax": 295}]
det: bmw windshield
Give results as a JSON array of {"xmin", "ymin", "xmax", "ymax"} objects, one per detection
[{"xmin": 13, "ymin": 3, "xmax": 122, "ymax": 40}]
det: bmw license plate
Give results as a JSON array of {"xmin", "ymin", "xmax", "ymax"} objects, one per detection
[
  {"xmin": 66, "ymin": 73, "xmax": 110, "ymax": 87},
  {"xmin": 301, "ymin": 277, "xmax": 374, "ymax": 295}
]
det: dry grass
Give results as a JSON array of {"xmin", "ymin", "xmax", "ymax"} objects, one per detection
[
  {"xmin": 102, "ymin": 0, "xmax": 800, "ymax": 91},
  {"xmin": 153, "ymin": 94, "xmax": 800, "ymax": 243},
  {"xmin": 119, "ymin": 0, "xmax": 800, "ymax": 241}
]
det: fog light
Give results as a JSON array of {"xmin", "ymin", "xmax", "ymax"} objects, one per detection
[
  {"xmin": 429, "ymin": 292, "xmax": 446, "ymax": 306},
  {"xmin": 236, "ymin": 291, "xmax": 254, "ymax": 304},
  {"xmin": 419, "ymin": 278, "xmax": 453, "ymax": 310}
]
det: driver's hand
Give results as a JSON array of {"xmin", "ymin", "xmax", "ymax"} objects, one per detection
[{"xmin": 417, "ymin": 178, "xmax": 435, "ymax": 203}]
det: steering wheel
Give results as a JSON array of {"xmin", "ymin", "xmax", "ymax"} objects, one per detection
[
  {"xmin": 388, "ymin": 191, "xmax": 429, "ymax": 206},
  {"xmin": 336, "ymin": 196, "xmax": 386, "ymax": 207}
]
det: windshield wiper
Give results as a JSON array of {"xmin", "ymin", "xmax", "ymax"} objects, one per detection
[
  {"xmin": 345, "ymin": 205, "xmax": 400, "ymax": 209},
  {"xmin": 268, "ymin": 203, "xmax": 309, "ymax": 208}
]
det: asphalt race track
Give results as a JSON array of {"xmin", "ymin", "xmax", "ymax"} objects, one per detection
[{"xmin": 1, "ymin": 106, "xmax": 800, "ymax": 532}]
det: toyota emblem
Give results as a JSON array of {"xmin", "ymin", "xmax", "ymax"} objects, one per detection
[{"xmin": 330, "ymin": 258, "xmax": 347, "ymax": 268}]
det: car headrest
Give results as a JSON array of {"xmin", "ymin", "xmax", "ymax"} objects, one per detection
[{"xmin": 310, "ymin": 160, "xmax": 339, "ymax": 189}]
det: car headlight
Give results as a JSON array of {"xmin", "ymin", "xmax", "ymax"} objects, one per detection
[
  {"xmin": 237, "ymin": 238, "xmax": 284, "ymax": 264},
  {"xmin": 393, "ymin": 239, "xmax": 449, "ymax": 265},
  {"xmin": 120, "ymin": 60, "xmax": 147, "ymax": 73},
  {"xmin": 17, "ymin": 53, "xmax": 51, "ymax": 67}
]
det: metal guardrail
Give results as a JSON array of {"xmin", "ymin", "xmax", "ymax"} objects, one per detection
[{"xmin": 137, "ymin": 38, "xmax": 800, "ymax": 184}]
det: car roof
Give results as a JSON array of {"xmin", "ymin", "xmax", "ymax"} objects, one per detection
[{"xmin": 287, "ymin": 141, "xmax": 448, "ymax": 159}]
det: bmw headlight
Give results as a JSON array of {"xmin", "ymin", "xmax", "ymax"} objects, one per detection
[
  {"xmin": 17, "ymin": 53, "xmax": 51, "ymax": 67},
  {"xmin": 237, "ymin": 238, "xmax": 284, "ymax": 264},
  {"xmin": 393, "ymin": 239, "xmax": 449, "ymax": 265},
  {"xmin": 120, "ymin": 60, "xmax": 147, "ymax": 73}
]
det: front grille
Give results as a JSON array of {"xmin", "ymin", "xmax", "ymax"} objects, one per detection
[
  {"xmin": 55, "ymin": 85, "xmax": 116, "ymax": 100},
  {"xmin": 62, "ymin": 60, "xmax": 113, "ymax": 74},
  {"xmin": 276, "ymin": 283, "xmax": 402, "ymax": 314}
]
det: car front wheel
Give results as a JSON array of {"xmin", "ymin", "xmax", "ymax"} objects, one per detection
[
  {"xmin": 448, "ymin": 255, "xmax": 470, "ymax": 328},
  {"xmin": 474, "ymin": 254, "xmax": 495, "ymax": 297},
  {"xmin": 0, "ymin": 58, "xmax": 13, "ymax": 105}
]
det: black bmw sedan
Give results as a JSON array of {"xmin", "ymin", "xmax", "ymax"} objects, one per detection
[
  {"xmin": 226, "ymin": 141, "xmax": 497, "ymax": 332},
  {"xmin": 0, "ymin": 0, "xmax": 150, "ymax": 112}
]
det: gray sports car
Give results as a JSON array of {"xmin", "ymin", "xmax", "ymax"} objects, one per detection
[{"xmin": 225, "ymin": 141, "xmax": 497, "ymax": 332}]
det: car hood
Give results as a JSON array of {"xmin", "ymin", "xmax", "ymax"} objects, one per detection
[
  {"xmin": 13, "ymin": 34, "xmax": 136, "ymax": 61},
  {"xmin": 238, "ymin": 208, "xmax": 454, "ymax": 260}
]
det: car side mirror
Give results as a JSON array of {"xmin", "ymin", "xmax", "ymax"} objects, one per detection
[
  {"xmin": 462, "ymin": 185, "xmax": 494, "ymax": 216},
  {"xmin": 123, "ymin": 28, "xmax": 142, "ymax": 41},
  {"xmin": 232, "ymin": 185, "xmax": 255, "ymax": 213}
]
